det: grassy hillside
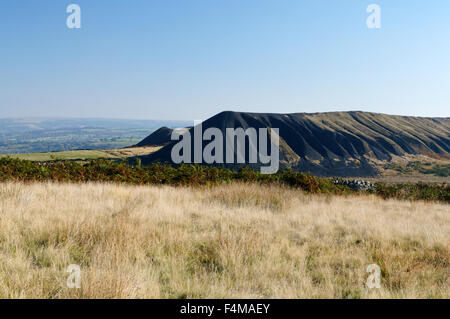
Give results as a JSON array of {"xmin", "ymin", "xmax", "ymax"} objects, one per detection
[
  {"xmin": 0, "ymin": 182, "xmax": 448, "ymax": 298},
  {"xmin": 140, "ymin": 111, "xmax": 450, "ymax": 177}
]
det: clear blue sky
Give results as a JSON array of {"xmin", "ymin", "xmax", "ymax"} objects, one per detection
[{"xmin": 1, "ymin": 0, "xmax": 449, "ymax": 120}]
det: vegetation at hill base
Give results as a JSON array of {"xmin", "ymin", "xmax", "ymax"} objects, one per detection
[
  {"xmin": 0, "ymin": 157, "xmax": 448, "ymax": 203},
  {"xmin": 386, "ymin": 162, "xmax": 450, "ymax": 177}
]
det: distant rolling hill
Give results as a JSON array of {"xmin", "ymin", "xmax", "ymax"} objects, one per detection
[{"xmin": 136, "ymin": 111, "xmax": 450, "ymax": 177}]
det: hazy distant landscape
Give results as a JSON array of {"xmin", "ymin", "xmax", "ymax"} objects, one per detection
[{"xmin": 0, "ymin": 118, "xmax": 190, "ymax": 154}]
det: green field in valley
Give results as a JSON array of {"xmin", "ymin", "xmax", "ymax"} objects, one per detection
[
  {"xmin": 0, "ymin": 150, "xmax": 121, "ymax": 161},
  {"xmin": 0, "ymin": 146, "xmax": 160, "ymax": 162}
]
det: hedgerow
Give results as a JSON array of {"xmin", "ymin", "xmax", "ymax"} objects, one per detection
[{"xmin": 0, "ymin": 157, "xmax": 448, "ymax": 203}]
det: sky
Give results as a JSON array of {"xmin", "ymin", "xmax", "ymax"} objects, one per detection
[{"xmin": 0, "ymin": 0, "xmax": 449, "ymax": 121}]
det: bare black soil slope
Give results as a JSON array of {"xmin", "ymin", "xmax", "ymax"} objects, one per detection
[
  {"xmin": 137, "ymin": 111, "xmax": 450, "ymax": 177},
  {"xmin": 134, "ymin": 127, "xmax": 174, "ymax": 147}
]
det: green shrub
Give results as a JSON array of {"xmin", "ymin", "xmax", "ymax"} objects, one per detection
[{"xmin": 0, "ymin": 157, "xmax": 448, "ymax": 203}]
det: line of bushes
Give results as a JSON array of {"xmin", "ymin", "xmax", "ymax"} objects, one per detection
[{"xmin": 0, "ymin": 157, "xmax": 448, "ymax": 203}]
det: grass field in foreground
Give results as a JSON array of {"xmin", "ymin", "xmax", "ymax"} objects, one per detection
[{"xmin": 0, "ymin": 182, "xmax": 448, "ymax": 298}]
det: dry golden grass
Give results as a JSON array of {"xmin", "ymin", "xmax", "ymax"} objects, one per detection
[{"xmin": 0, "ymin": 182, "xmax": 448, "ymax": 299}]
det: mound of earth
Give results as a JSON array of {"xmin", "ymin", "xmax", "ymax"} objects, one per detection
[
  {"xmin": 135, "ymin": 111, "xmax": 450, "ymax": 177},
  {"xmin": 134, "ymin": 127, "xmax": 175, "ymax": 147}
]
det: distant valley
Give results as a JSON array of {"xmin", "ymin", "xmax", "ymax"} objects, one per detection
[{"xmin": 0, "ymin": 118, "xmax": 190, "ymax": 154}]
